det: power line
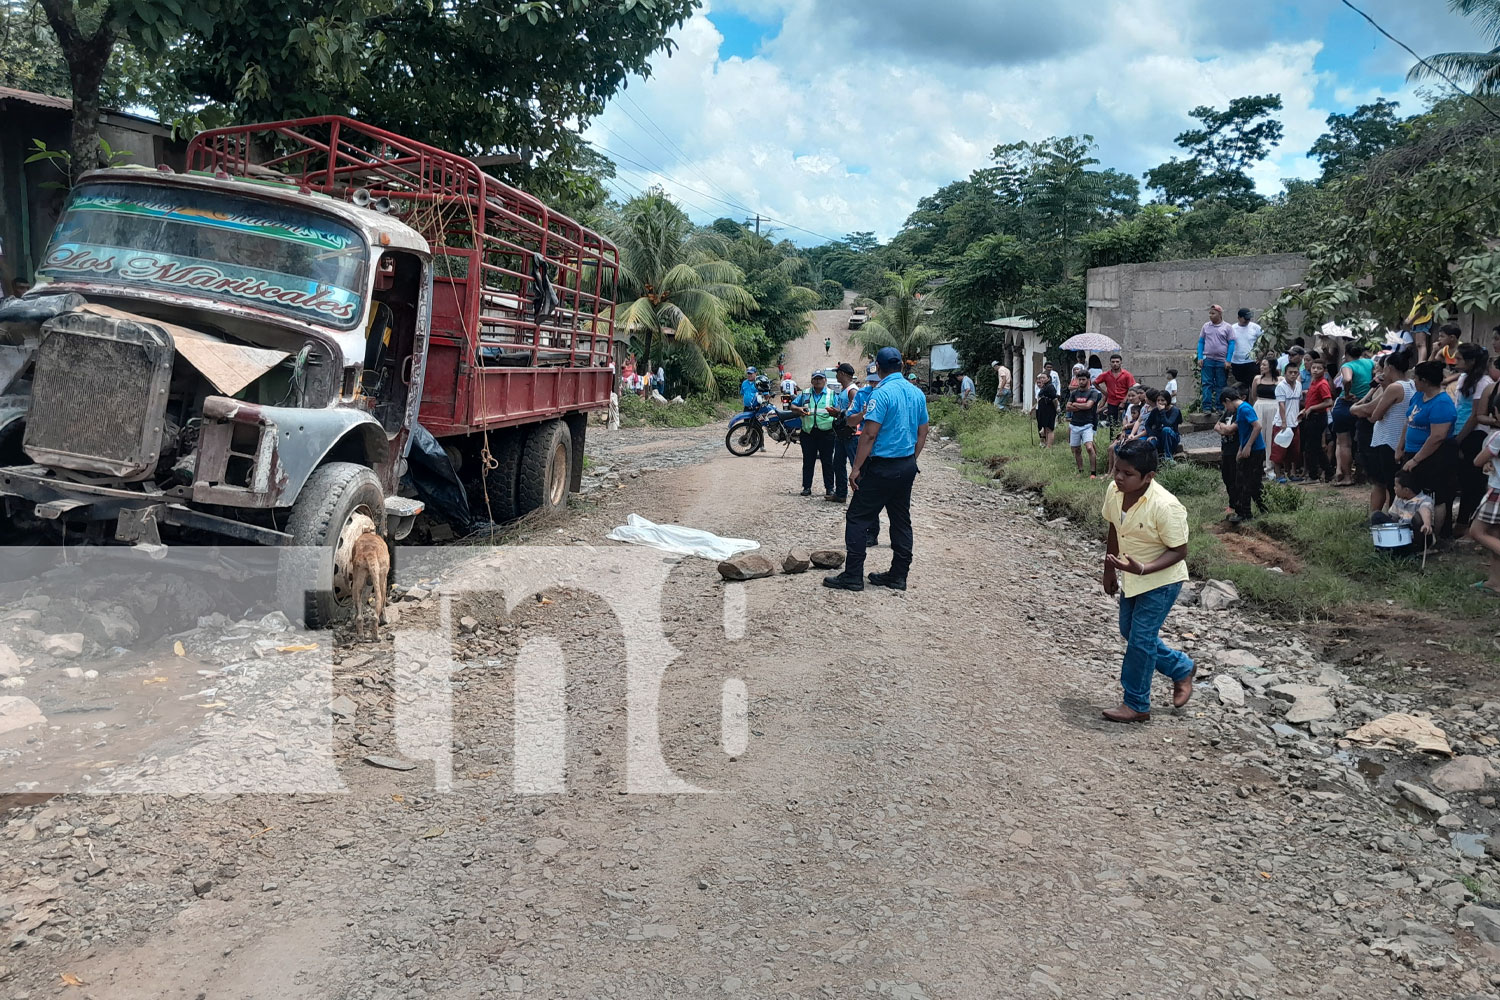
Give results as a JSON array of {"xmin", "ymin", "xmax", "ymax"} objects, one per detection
[
  {"xmin": 582, "ymin": 137, "xmax": 845, "ymax": 245},
  {"xmin": 586, "ymin": 136, "xmax": 822, "ymax": 237},
  {"xmin": 1340, "ymin": 0, "xmax": 1500, "ymax": 126},
  {"xmin": 618, "ymin": 92, "xmax": 761, "ymax": 217},
  {"xmin": 603, "ymin": 155, "xmax": 725, "ymax": 219},
  {"xmin": 607, "ymin": 94, "xmax": 848, "ymax": 243},
  {"xmin": 583, "ymin": 137, "xmax": 740, "ymax": 211}
]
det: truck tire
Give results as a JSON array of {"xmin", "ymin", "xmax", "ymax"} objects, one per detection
[
  {"xmin": 516, "ymin": 420, "xmax": 572, "ymax": 517},
  {"xmin": 481, "ymin": 430, "xmax": 523, "ymax": 523},
  {"xmin": 279, "ymin": 462, "xmax": 386, "ymax": 629}
]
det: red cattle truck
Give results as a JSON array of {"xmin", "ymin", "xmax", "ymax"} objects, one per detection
[{"xmin": 0, "ymin": 116, "xmax": 618, "ymax": 624}]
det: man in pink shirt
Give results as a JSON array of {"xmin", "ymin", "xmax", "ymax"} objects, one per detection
[{"xmin": 1093, "ymin": 353, "xmax": 1137, "ymax": 432}]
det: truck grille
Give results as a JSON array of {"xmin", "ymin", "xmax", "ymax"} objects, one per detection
[{"xmin": 24, "ymin": 312, "xmax": 173, "ymax": 479}]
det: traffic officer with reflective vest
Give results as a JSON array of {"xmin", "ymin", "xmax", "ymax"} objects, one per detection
[
  {"xmin": 824, "ymin": 347, "xmax": 929, "ymax": 592},
  {"xmin": 792, "ymin": 370, "xmax": 840, "ymax": 498}
]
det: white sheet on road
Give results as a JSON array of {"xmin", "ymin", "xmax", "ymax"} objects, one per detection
[{"xmin": 606, "ymin": 514, "xmax": 759, "ymax": 560}]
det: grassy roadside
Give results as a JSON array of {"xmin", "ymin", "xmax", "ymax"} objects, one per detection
[
  {"xmin": 931, "ymin": 400, "xmax": 1496, "ymax": 628},
  {"xmin": 618, "ymin": 392, "xmax": 727, "ymax": 428}
]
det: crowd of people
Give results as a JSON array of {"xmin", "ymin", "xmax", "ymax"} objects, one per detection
[
  {"xmin": 1190, "ymin": 304, "xmax": 1500, "ymax": 593},
  {"xmin": 1025, "ymin": 353, "xmax": 1184, "ymax": 480}
]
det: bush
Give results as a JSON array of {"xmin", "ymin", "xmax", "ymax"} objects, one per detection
[
  {"xmin": 711, "ymin": 365, "xmax": 745, "ymax": 399},
  {"xmin": 1154, "ymin": 461, "xmax": 1220, "ymax": 497},
  {"xmin": 1259, "ymin": 481, "xmax": 1308, "ymax": 514},
  {"xmin": 618, "ymin": 392, "xmax": 724, "ymax": 428},
  {"xmin": 818, "ymin": 280, "xmax": 846, "ymax": 310}
]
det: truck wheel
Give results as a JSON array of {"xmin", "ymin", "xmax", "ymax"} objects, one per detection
[
  {"xmin": 481, "ymin": 430, "xmax": 523, "ymax": 523},
  {"xmin": 516, "ymin": 420, "xmax": 572, "ymax": 517},
  {"xmin": 279, "ymin": 462, "xmax": 386, "ymax": 629}
]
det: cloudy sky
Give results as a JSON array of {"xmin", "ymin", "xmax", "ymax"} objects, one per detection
[{"xmin": 581, "ymin": 0, "xmax": 1482, "ymax": 244}]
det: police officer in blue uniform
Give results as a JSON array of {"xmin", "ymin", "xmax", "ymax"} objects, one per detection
[
  {"xmin": 824, "ymin": 346, "xmax": 929, "ymax": 592},
  {"xmin": 740, "ymin": 367, "xmax": 760, "ymax": 410}
]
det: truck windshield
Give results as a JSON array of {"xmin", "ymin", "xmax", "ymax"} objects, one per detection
[{"xmin": 37, "ymin": 181, "xmax": 366, "ymax": 329}]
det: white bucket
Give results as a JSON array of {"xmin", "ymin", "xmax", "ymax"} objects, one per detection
[{"xmin": 1370, "ymin": 522, "xmax": 1413, "ymax": 549}]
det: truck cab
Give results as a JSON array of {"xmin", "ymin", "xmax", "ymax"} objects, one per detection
[
  {"xmin": 0, "ymin": 167, "xmax": 432, "ymax": 625},
  {"xmin": 0, "ymin": 115, "xmax": 618, "ymax": 627}
]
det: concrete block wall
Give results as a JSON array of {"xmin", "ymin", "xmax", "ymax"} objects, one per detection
[{"xmin": 1085, "ymin": 253, "xmax": 1311, "ymax": 395}]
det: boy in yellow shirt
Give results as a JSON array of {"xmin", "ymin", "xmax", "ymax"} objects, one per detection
[{"xmin": 1100, "ymin": 438, "xmax": 1196, "ymax": 722}]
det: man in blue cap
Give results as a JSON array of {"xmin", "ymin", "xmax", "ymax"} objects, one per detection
[
  {"xmin": 792, "ymin": 370, "xmax": 840, "ymax": 497},
  {"xmin": 740, "ymin": 367, "xmax": 761, "ymax": 410},
  {"xmin": 824, "ymin": 346, "xmax": 928, "ymax": 592}
]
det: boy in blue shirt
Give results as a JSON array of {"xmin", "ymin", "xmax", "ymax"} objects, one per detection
[{"xmin": 1223, "ymin": 386, "xmax": 1265, "ymax": 524}]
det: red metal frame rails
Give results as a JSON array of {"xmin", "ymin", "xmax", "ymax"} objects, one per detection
[{"xmin": 186, "ymin": 116, "xmax": 619, "ymax": 436}]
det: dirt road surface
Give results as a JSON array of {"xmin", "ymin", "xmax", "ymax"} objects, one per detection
[{"xmin": 5, "ymin": 311, "xmax": 1500, "ymax": 998}]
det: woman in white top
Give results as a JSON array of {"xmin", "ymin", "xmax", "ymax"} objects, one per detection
[
  {"xmin": 1355, "ymin": 349, "xmax": 1416, "ymax": 515},
  {"xmin": 1250, "ymin": 358, "xmax": 1279, "ymax": 471}
]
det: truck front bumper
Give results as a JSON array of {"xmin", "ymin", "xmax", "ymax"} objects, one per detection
[{"xmin": 0, "ymin": 465, "xmax": 292, "ymax": 546}]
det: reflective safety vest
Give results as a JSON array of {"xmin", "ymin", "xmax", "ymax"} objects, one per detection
[{"xmin": 802, "ymin": 387, "xmax": 840, "ymax": 431}]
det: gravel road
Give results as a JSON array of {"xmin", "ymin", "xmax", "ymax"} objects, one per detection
[{"xmin": 4, "ymin": 312, "xmax": 1500, "ymax": 998}]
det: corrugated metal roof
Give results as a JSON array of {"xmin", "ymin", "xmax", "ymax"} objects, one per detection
[
  {"xmin": 985, "ymin": 315, "xmax": 1038, "ymax": 329},
  {"xmin": 0, "ymin": 85, "xmax": 71, "ymax": 111}
]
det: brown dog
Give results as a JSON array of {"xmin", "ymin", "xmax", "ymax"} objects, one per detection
[{"xmin": 349, "ymin": 526, "xmax": 389, "ymax": 640}]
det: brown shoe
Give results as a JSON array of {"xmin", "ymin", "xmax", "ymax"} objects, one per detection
[
  {"xmin": 1101, "ymin": 705, "xmax": 1151, "ymax": 723},
  {"xmin": 1173, "ymin": 667, "xmax": 1197, "ymax": 708}
]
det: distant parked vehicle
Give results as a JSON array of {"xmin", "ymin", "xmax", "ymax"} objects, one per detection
[{"xmin": 848, "ymin": 305, "xmax": 868, "ymax": 330}]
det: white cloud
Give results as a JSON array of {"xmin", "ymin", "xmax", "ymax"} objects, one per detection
[{"xmin": 586, "ymin": 0, "xmax": 1478, "ymax": 244}]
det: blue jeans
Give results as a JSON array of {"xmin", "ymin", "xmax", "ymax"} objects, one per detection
[
  {"xmin": 1151, "ymin": 427, "xmax": 1180, "ymax": 458},
  {"xmin": 1200, "ymin": 359, "xmax": 1226, "ymax": 413},
  {"xmin": 1118, "ymin": 583, "xmax": 1193, "ymax": 714}
]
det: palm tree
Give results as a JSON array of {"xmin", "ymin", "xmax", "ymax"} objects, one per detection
[
  {"xmin": 608, "ymin": 191, "xmax": 756, "ymax": 393},
  {"xmin": 1408, "ymin": 0, "xmax": 1500, "ymax": 94},
  {"xmin": 851, "ymin": 270, "xmax": 943, "ymax": 362}
]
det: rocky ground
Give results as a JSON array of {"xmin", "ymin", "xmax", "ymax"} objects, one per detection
[{"xmin": 4, "ymin": 315, "xmax": 1500, "ymax": 998}]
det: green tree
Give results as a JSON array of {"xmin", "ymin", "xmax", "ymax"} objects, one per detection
[
  {"xmin": 725, "ymin": 232, "xmax": 819, "ymax": 351},
  {"xmin": 1408, "ymin": 0, "xmax": 1500, "ymax": 94},
  {"xmin": 1146, "ymin": 94, "xmax": 1284, "ymax": 208},
  {"xmin": 57, "ymin": 0, "xmax": 695, "ymax": 194},
  {"xmin": 1079, "ymin": 204, "xmax": 1180, "ymax": 269},
  {"xmin": 852, "ymin": 270, "xmax": 941, "ymax": 361},
  {"xmin": 1308, "ymin": 99, "xmax": 1408, "ymax": 179},
  {"xmin": 1265, "ymin": 106, "xmax": 1500, "ymax": 332},
  {"xmin": 936, "ymin": 234, "xmax": 1029, "ymax": 337},
  {"xmin": 817, "ymin": 279, "xmax": 846, "ymax": 310},
  {"xmin": 1024, "ymin": 136, "xmax": 1138, "ymax": 277},
  {"xmin": 0, "ymin": 0, "xmax": 67, "ymax": 96},
  {"xmin": 609, "ymin": 190, "xmax": 756, "ymax": 393},
  {"xmin": 36, "ymin": 0, "xmax": 197, "ymax": 173},
  {"xmin": 1012, "ymin": 279, "xmax": 1086, "ymax": 346}
]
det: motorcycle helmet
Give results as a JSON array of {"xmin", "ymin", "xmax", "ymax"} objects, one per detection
[{"xmin": 755, "ymin": 375, "xmax": 771, "ymax": 392}]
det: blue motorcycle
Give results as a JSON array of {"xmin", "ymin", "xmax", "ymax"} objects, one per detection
[{"xmin": 726, "ymin": 398, "xmax": 802, "ymax": 456}]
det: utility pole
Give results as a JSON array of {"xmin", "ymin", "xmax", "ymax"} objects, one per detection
[{"xmin": 743, "ymin": 214, "xmax": 762, "ymax": 236}]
